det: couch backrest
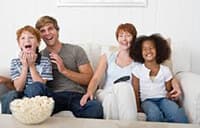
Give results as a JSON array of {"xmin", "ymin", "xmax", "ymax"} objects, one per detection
[
  {"xmin": 0, "ymin": 42, "xmax": 192, "ymax": 81},
  {"xmin": 77, "ymin": 42, "xmax": 192, "ymax": 75}
]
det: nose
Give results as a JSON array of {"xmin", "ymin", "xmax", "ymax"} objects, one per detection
[{"xmin": 121, "ymin": 35, "xmax": 127, "ymax": 41}]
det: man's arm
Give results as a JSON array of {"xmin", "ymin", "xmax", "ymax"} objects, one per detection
[
  {"xmin": 49, "ymin": 52, "xmax": 93, "ymax": 86},
  {"xmin": 61, "ymin": 63, "xmax": 93, "ymax": 86}
]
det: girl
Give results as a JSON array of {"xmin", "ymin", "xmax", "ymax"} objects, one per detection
[{"xmin": 131, "ymin": 34, "xmax": 188, "ymax": 123}]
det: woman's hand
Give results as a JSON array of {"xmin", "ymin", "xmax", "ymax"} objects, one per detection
[{"xmin": 80, "ymin": 92, "xmax": 94, "ymax": 106}]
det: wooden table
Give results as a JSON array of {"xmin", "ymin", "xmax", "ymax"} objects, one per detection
[{"xmin": 0, "ymin": 114, "xmax": 199, "ymax": 128}]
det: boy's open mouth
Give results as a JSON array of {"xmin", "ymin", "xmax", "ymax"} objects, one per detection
[{"xmin": 25, "ymin": 45, "xmax": 32, "ymax": 49}]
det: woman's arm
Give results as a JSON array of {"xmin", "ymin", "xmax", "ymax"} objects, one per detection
[{"xmin": 80, "ymin": 54, "xmax": 107, "ymax": 106}]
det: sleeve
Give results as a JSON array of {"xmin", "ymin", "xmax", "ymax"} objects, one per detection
[
  {"xmin": 10, "ymin": 59, "xmax": 20, "ymax": 80},
  {"xmin": 101, "ymin": 45, "xmax": 119, "ymax": 61},
  {"xmin": 163, "ymin": 65, "xmax": 173, "ymax": 82},
  {"xmin": 41, "ymin": 57, "xmax": 53, "ymax": 80},
  {"xmin": 131, "ymin": 64, "xmax": 140, "ymax": 79},
  {"xmin": 75, "ymin": 45, "xmax": 90, "ymax": 66}
]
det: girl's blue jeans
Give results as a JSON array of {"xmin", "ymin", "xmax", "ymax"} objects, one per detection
[{"xmin": 141, "ymin": 98, "xmax": 188, "ymax": 123}]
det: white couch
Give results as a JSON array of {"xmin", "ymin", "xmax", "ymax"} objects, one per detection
[{"xmin": 0, "ymin": 42, "xmax": 200, "ymax": 124}]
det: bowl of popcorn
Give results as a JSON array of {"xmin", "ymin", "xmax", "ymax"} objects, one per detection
[{"xmin": 10, "ymin": 96, "xmax": 54, "ymax": 124}]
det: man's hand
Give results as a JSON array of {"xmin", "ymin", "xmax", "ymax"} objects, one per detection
[{"xmin": 49, "ymin": 52, "xmax": 66, "ymax": 73}]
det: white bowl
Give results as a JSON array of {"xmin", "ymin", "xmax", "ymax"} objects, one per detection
[{"xmin": 10, "ymin": 96, "xmax": 54, "ymax": 124}]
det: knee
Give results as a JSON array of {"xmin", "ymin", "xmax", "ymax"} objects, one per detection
[
  {"xmin": 143, "ymin": 106, "xmax": 164, "ymax": 122},
  {"xmin": 1, "ymin": 91, "xmax": 20, "ymax": 114},
  {"xmin": 146, "ymin": 110, "xmax": 164, "ymax": 122},
  {"xmin": 1, "ymin": 91, "xmax": 19, "ymax": 101},
  {"xmin": 86, "ymin": 100, "xmax": 103, "ymax": 119},
  {"xmin": 170, "ymin": 108, "xmax": 189, "ymax": 123},
  {"xmin": 24, "ymin": 82, "xmax": 47, "ymax": 97}
]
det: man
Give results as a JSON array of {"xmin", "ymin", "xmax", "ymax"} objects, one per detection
[{"xmin": 34, "ymin": 16, "xmax": 103, "ymax": 118}]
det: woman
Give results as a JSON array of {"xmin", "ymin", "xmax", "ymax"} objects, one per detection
[{"xmin": 80, "ymin": 23, "xmax": 138, "ymax": 120}]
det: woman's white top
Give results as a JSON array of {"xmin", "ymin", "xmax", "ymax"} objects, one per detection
[
  {"xmin": 132, "ymin": 64, "xmax": 172, "ymax": 101},
  {"xmin": 103, "ymin": 51, "xmax": 137, "ymax": 90}
]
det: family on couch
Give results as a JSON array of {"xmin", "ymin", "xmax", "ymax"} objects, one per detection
[{"xmin": 0, "ymin": 16, "xmax": 188, "ymax": 123}]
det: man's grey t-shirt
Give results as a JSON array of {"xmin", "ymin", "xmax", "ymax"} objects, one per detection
[{"xmin": 40, "ymin": 43, "xmax": 89, "ymax": 94}]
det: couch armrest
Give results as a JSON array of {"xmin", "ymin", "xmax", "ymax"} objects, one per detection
[{"xmin": 175, "ymin": 72, "xmax": 200, "ymax": 123}]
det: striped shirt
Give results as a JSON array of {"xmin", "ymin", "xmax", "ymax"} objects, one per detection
[{"xmin": 10, "ymin": 56, "xmax": 53, "ymax": 87}]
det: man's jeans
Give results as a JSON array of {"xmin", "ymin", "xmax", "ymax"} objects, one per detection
[
  {"xmin": 141, "ymin": 98, "xmax": 188, "ymax": 123},
  {"xmin": 1, "ymin": 82, "xmax": 103, "ymax": 119},
  {"xmin": 51, "ymin": 91, "xmax": 103, "ymax": 119}
]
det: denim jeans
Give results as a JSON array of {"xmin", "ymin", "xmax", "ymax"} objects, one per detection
[
  {"xmin": 1, "ymin": 82, "xmax": 103, "ymax": 119},
  {"xmin": 51, "ymin": 91, "xmax": 103, "ymax": 119},
  {"xmin": 141, "ymin": 98, "xmax": 188, "ymax": 123},
  {"xmin": 1, "ymin": 82, "xmax": 48, "ymax": 114}
]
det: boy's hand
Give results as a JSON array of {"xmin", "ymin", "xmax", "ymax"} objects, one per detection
[
  {"xmin": 26, "ymin": 51, "xmax": 37, "ymax": 67},
  {"xmin": 19, "ymin": 51, "xmax": 28, "ymax": 67}
]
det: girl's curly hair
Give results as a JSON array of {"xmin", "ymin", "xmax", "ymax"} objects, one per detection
[{"xmin": 130, "ymin": 34, "xmax": 171, "ymax": 64}]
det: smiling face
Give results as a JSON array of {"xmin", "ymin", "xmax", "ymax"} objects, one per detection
[
  {"xmin": 117, "ymin": 31, "xmax": 133, "ymax": 50},
  {"xmin": 142, "ymin": 40, "xmax": 157, "ymax": 62},
  {"xmin": 38, "ymin": 23, "xmax": 59, "ymax": 47},
  {"xmin": 18, "ymin": 31, "xmax": 39, "ymax": 53}
]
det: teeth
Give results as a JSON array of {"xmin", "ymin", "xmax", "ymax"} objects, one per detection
[
  {"xmin": 25, "ymin": 45, "xmax": 32, "ymax": 48},
  {"xmin": 46, "ymin": 37, "xmax": 53, "ymax": 40}
]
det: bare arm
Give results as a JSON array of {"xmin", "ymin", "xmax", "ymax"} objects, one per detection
[
  {"xmin": 29, "ymin": 65, "xmax": 47, "ymax": 84},
  {"xmin": 132, "ymin": 74, "xmax": 142, "ymax": 112},
  {"xmin": 87, "ymin": 55, "xmax": 107, "ymax": 94},
  {"xmin": 170, "ymin": 78, "xmax": 182, "ymax": 100},
  {"xmin": 61, "ymin": 63, "xmax": 93, "ymax": 86},
  {"xmin": 165, "ymin": 79, "xmax": 172, "ymax": 98},
  {"xmin": 80, "ymin": 55, "xmax": 107, "ymax": 106},
  {"xmin": 13, "ymin": 66, "xmax": 28, "ymax": 91},
  {"xmin": 27, "ymin": 52, "xmax": 47, "ymax": 84},
  {"xmin": 50, "ymin": 52, "xmax": 93, "ymax": 86}
]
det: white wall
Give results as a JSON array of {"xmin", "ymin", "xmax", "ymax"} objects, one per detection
[{"xmin": 0, "ymin": 0, "xmax": 200, "ymax": 74}]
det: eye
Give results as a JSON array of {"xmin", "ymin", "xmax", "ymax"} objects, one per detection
[
  {"xmin": 48, "ymin": 27, "xmax": 54, "ymax": 31},
  {"xmin": 20, "ymin": 37, "xmax": 25, "ymax": 40},
  {"xmin": 40, "ymin": 29, "xmax": 45, "ymax": 33}
]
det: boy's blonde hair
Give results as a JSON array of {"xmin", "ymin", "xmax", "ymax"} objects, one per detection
[{"xmin": 16, "ymin": 25, "xmax": 41, "ymax": 43}]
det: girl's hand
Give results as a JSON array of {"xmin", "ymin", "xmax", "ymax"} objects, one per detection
[{"xmin": 170, "ymin": 78, "xmax": 182, "ymax": 100}]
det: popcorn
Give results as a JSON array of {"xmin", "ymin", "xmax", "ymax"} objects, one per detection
[{"xmin": 10, "ymin": 96, "xmax": 54, "ymax": 124}]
